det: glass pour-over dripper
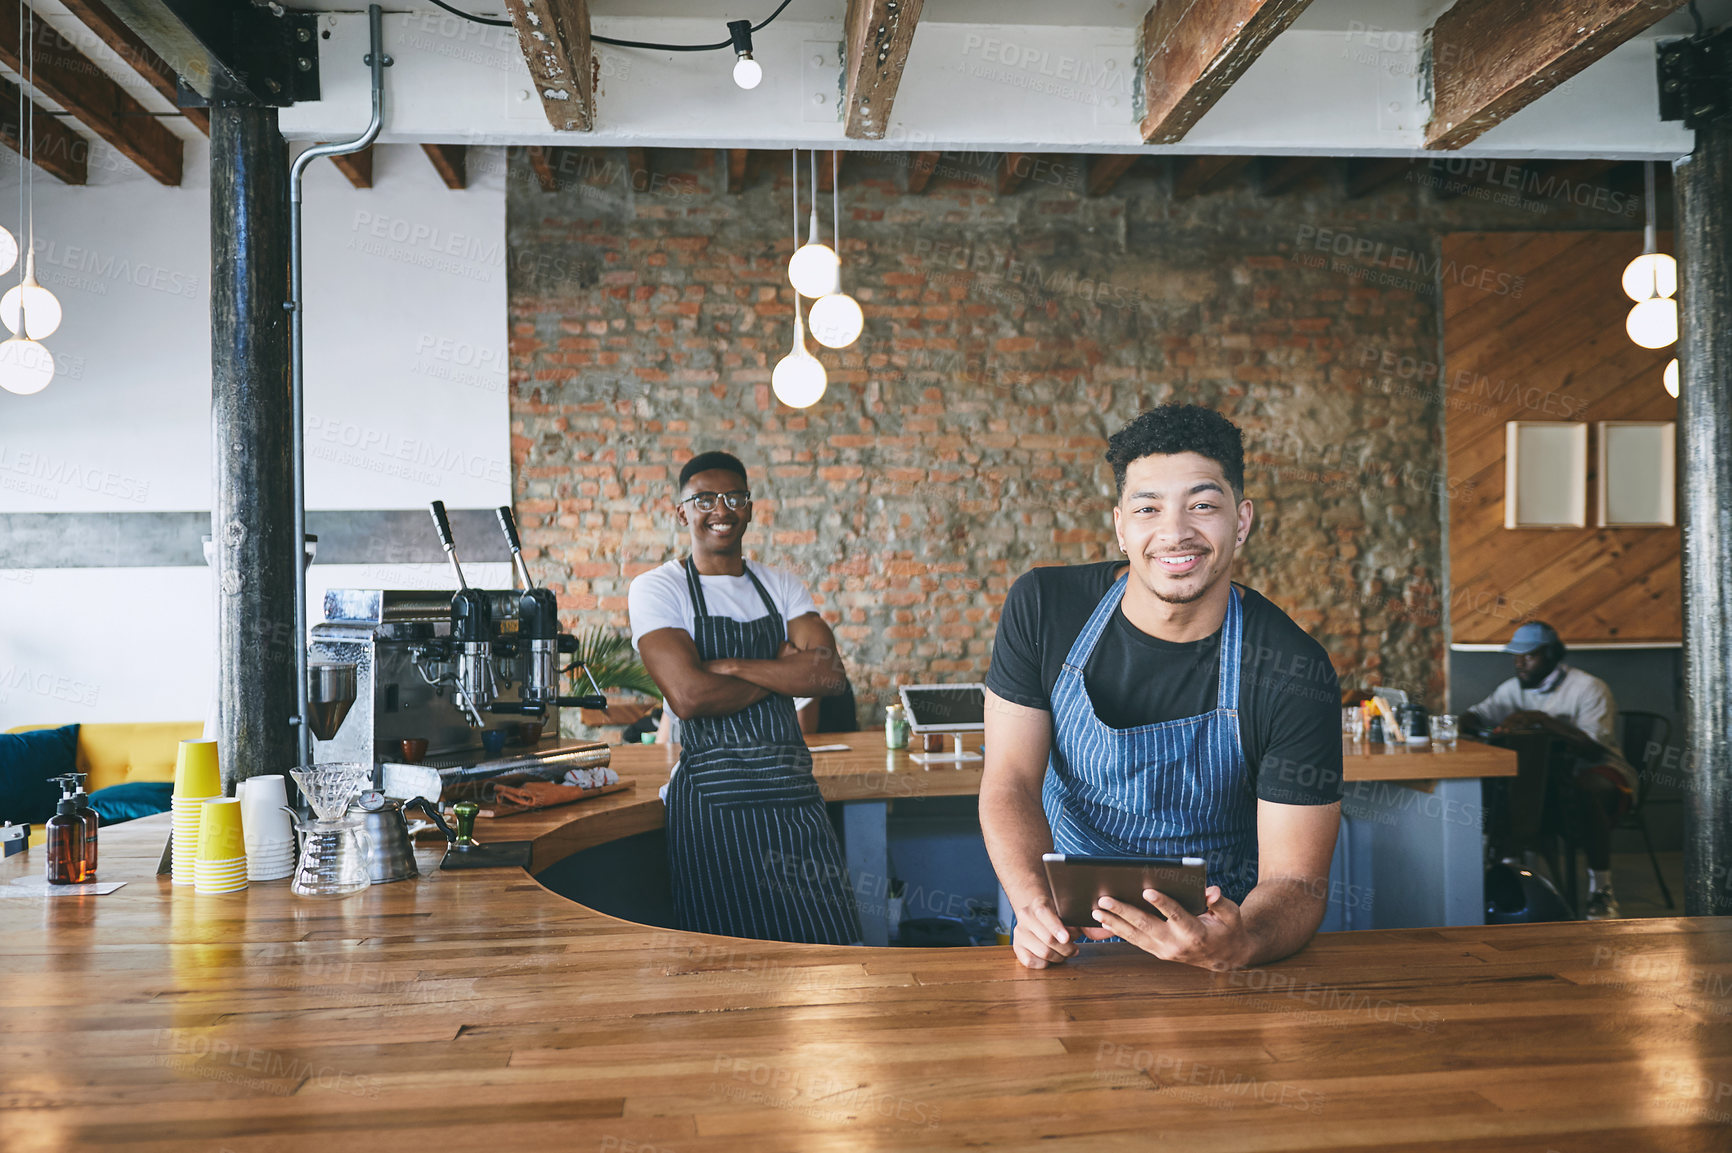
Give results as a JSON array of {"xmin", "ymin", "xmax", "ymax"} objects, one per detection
[
  {"xmin": 285, "ymin": 763, "xmax": 373, "ymax": 898},
  {"xmin": 290, "ymin": 762, "xmax": 370, "ymax": 820}
]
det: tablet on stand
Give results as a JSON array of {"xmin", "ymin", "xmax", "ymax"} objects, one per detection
[{"xmin": 898, "ymin": 683, "xmax": 986, "ymax": 766}]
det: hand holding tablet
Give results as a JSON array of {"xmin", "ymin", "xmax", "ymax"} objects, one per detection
[{"xmin": 1042, "ymin": 853, "xmax": 1209, "ymax": 925}]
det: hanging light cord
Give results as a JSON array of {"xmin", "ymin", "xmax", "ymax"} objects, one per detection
[
  {"xmin": 1644, "ymin": 161, "xmax": 1657, "ymax": 255},
  {"xmin": 424, "ymin": 0, "xmax": 795, "ymax": 50},
  {"xmin": 832, "ymin": 150, "xmax": 840, "ymax": 258}
]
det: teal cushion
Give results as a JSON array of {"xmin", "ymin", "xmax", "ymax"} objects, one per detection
[
  {"xmin": 0, "ymin": 724, "xmax": 78, "ymax": 825},
  {"xmin": 87, "ymin": 781, "xmax": 173, "ymax": 825}
]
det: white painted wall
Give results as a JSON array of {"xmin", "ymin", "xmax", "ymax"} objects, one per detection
[{"xmin": 0, "ymin": 137, "xmax": 510, "ymax": 730}]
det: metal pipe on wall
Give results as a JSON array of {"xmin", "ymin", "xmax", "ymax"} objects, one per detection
[
  {"xmin": 286, "ymin": 7, "xmax": 388, "ymax": 769},
  {"xmin": 1675, "ymin": 122, "xmax": 1732, "ymax": 917}
]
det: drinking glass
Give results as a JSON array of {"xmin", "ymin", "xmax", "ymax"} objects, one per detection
[
  {"xmin": 1342, "ymin": 707, "xmax": 1365, "ymax": 743},
  {"xmin": 1428, "ymin": 713, "xmax": 1459, "ymax": 749}
]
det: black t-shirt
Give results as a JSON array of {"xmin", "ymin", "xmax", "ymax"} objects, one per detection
[{"xmin": 985, "ymin": 562, "xmax": 1343, "ymax": 806}]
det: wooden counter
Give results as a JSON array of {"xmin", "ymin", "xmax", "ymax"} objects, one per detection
[
  {"xmin": 504, "ymin": 731, "xmax": 1516, "ymax": 873},
  {"xmin": 9, "ymin": 736, "xmax": 1723, "ymax": 1151}
]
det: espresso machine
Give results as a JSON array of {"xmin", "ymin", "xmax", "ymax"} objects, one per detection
[{"xmin": 306, "ymin": 503, "xmax": 610, "ymax": 795}]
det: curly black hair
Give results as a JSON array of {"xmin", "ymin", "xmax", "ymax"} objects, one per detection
[
  {"xmin": 1105, "ymin": 404, "xmax": 1244, "ymax": 499},
  {"xmin": 678, "ymin": 451, "xmax": 748, "ymax": 491}
]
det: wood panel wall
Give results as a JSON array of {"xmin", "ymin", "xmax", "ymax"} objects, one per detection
[{"xmin": 1444, "ymin": 231, "xmax": 1680, "ymax": 645}]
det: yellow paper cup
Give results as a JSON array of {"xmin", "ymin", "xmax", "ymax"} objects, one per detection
[
  {"xmin": 175, "ymin": 739, "xmax": 221, "ymax": 799},
  {"xmin": 197, "ymin": 798, "xmax": 246, "ymax": 862}
]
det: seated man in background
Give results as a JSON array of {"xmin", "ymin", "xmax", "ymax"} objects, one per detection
[{"xmin": 1461, "ymin": 621, "xmax": 1637, "ymax": 921}]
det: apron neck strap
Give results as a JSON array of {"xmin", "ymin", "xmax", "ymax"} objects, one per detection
[{"xmin": 682, "ymin": 556, "xmax": 784, "ymax": 641}]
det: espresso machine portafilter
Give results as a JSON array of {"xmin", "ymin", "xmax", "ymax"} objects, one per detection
[
  {"xmin": 490, "ymin": 506, "xmax": 608, "ymax": 717},
  {"xmin": 430, "ymin": 500, "xmax": 497, "ymax": 725}
]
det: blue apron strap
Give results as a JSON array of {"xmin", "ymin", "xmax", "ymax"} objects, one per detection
[
  {"xmin": 1062, "ymin": 572, "xmax": 1128, "ymax": 670},
  {"xmin": 1218, "ymin": 584, "xmax": 1242, "ymax": 713}
]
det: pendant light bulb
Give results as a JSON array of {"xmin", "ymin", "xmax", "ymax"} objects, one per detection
[
  {"xmin": 809, "ymin": 292, "xmax": 863, "ymax": 348},
  {"xmin": 788, "ymin": 199, "xmax": 838, "ymax": 297},
  {"xmin": 0, "ymin": 226, "xmax": 15, "ymax": 278},
  {"xmin": 1, "ymin": 251, "xmax": 61, "ymax": 339},
  {"xmin": 1625, "ymin": 297, "xmax": 1678, "ymax": 349},
  {"xmin": 788, "ymin": 240, "xmax": 839, "ymax": 298},
  {"xmin": 727, "ymin": 19, "xmax": 762, "ymax": 89},
  {"xmin": 1621, "ymin": 251, "xmax": 1677, "ymax": 303},
  {"xmin": 0, "ymin": 299, "xmax": 53, "ymax": 395},
  {"xmin": 1663, "ymin": 357, "xmax": 1679, "ymax": 399},
  {"xmin": 772, "ymin": 305, "xmax": 826, "ymax": 408}
]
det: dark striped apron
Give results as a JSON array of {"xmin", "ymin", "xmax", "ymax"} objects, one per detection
[
  {"xmin": 1042, "ymin": 577, "xmax": 1260, "ymax": 904},
  {"xmin": 664, "ymin": 558, "xmax": 861, "ymax": 944}
]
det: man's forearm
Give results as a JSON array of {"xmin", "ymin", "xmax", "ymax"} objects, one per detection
[
  {"xmin": 980, "ymin": 783, "xmax": 1056, "ymax": 914},
  {"xmin": 709, "ymin": 656, "xmax": 845, "ymax": 698},
  {"xmin": 1236, "ymin": 877, "xmax": 1328, "ymax": 966},
  {"xmin": 669, "ymin": 672, "xmax": 771, "ymax": 718}
]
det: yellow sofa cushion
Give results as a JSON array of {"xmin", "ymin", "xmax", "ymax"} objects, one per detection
[
  {"xmin": 76, "ymin": 723, "xmax": 205, "ymax": 791},
  {"xmin": 8, "ymin": 722, "xmax": 202, "ymax": 849},
  {"xmin": 7, "ymin": 721, "xmax": 204, "ymax": 792}
]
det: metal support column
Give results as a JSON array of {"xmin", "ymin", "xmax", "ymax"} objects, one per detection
[
  {"xmin": 1675, "ymin": 119, "xmax": 1732, "ymax": 917},
  {"xmin": 209, "ymin": 105, "xmax": 296, "ymax": 795}
]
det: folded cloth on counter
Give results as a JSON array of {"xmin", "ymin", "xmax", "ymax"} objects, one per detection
[
  {"xmin": 562, "ymin": 766, "xmax": 619, "ymax": 790},
  {"xmin": 483, "ymin": 773, "xmax": 625, "ymax": 818}
]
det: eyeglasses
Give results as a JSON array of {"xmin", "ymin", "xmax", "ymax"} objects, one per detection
[{"xmin": 679, "ymin": 489, "xmax": 752, "ymax": 512}]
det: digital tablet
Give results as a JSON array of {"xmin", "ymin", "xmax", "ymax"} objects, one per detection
[
  {"xmin": 897, "ymin": 683, "xmax": 986, "ymax": 733},
  {"xmin": 1042, "ymin": 853, "xmax": 1209, "ymax": 924}
]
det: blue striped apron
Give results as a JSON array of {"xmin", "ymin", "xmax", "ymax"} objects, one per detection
[
  {"xmin": 1042, "ymin": 577, "xmax": 1260, "ymax": 904},
  {"xmin": 664, "ymin": 558, "xmax": 861, "ymax": 944}
]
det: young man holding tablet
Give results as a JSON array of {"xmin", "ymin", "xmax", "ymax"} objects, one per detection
[{"xmin": 981, "ymin": 405, "xmax": 1343, "ymax": 971}]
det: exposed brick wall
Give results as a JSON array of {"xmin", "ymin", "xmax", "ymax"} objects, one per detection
[{"xmin": 506, "ymin": 150, "xmax": 1648, "ymax": 724}]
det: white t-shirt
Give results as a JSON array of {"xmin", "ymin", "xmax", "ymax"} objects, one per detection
[{"xmin": 628, "ymin": 558, "xmax": 821, "ymax": 718}]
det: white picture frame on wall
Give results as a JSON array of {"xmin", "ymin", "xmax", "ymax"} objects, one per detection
[
  {"xmin": 1597, "ymin": 421, "xmax": 1676, "ymax": 527},
  {"xmin": 1505, "ymin": 421, "xmax": 1588, "ymax": 529}
]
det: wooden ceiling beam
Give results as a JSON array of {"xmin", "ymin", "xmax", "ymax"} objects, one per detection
[
  {"xmin": 503, "ymin": 0, "xmax": 595, "ymax": 133},
  {"xmin": 525, "ymin": 145, "xmax": 557, "ymax": 191},
  {"xmin": 55, "ymin": 0, "xmax": 209, "ymax": 134},
  {"xmin": 423, "ymin": 143, "xmax": 467, "ymax": 189},
  {"xmin": 1086, "ymin": 154, "xmax": 1140, "ymax": 196},
  {"xmin": 1345, "ymin": 158, "xmax": 1412, "ymax": 199},
  {"xmin": 724, "ymin": 148, "xmax": 748, "ymax": 194},
  {"xmin": 1426, "ymin": 0, "xmax": 1686, "ymax": 150},
  {"xmin": 842, "ymin": 0, "xmax": 925, "ymax": 140},
  {"xmin": 0, "ymin": 73, "xmax": 87, "ymax": 185},
  {"xmin": 330, "ymin": 145, "xmax": 372, "ymax": 189},
  {"xmin": 0, "ymin": 2, "xmax": 181, "ymax": 185},
  {"xmin": 1258, "ymin": 155, "xmax": 1323, "ymax": 196},
  {"xmin": 1139, "ymin": 0, "xmax": 1316, "ymax": 144},
  {"xmin": 1171, "ymin": 155, "xmax": 1251, "ymax": 198},
  {"xmin": 815, "ymin": 150, "xmax": 842, "ymax": 194},
  {"xmin": 907, "ymin": 150, "xmax": 939, "ymax": 193}
]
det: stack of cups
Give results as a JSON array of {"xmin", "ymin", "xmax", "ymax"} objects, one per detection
[
  {"xmin": 238, "ymin": 775, "xmax": 296, "ymax": 881},
  {"xmin": 194, "ymin": 797, "xmax": 248, "ymax": 893},
  {"xmin": 171, "ymin": 739, "xmax": 221, "ymax": 887}
]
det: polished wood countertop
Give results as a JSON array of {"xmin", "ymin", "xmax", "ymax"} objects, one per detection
[
  {"xmin": 10, "ymin": 735, "xmax": 1720, "ymax": 1152},
  {"xmin": 498, "ymin": 731, "xmax": 1516, "ymax": 873}
]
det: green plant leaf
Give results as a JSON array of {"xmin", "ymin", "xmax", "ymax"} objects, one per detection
[{"xmin": 566, "ymin": 626, "xmax": 662, "ymax": 700}]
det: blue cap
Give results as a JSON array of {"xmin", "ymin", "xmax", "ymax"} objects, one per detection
[{"xmin": 1502, "ymin": 621, "xmax": 1560, "ymax": 654}]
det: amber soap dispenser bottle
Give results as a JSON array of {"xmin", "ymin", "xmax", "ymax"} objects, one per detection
[{"xmin": 46, "ymin": 796, "xmax": 87, "ymax": 885}]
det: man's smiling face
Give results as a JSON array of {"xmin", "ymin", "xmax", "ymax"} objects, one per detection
[
  {"xmin": 676, "ymin": 468, "xmax": 753, "ymax": 552},
  {"xmin": 1113, "ymin": 452, "xmax": 1252, "ymax": 606}
]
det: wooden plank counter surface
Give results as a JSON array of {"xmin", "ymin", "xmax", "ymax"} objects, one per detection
[
  {"xmin": 7, "ymin": 736, "xmax": 1726, "ymax": 1151},
  {"xmin": 495, "ymin": 731, "xmax": 1517, "ymax": 873}
]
